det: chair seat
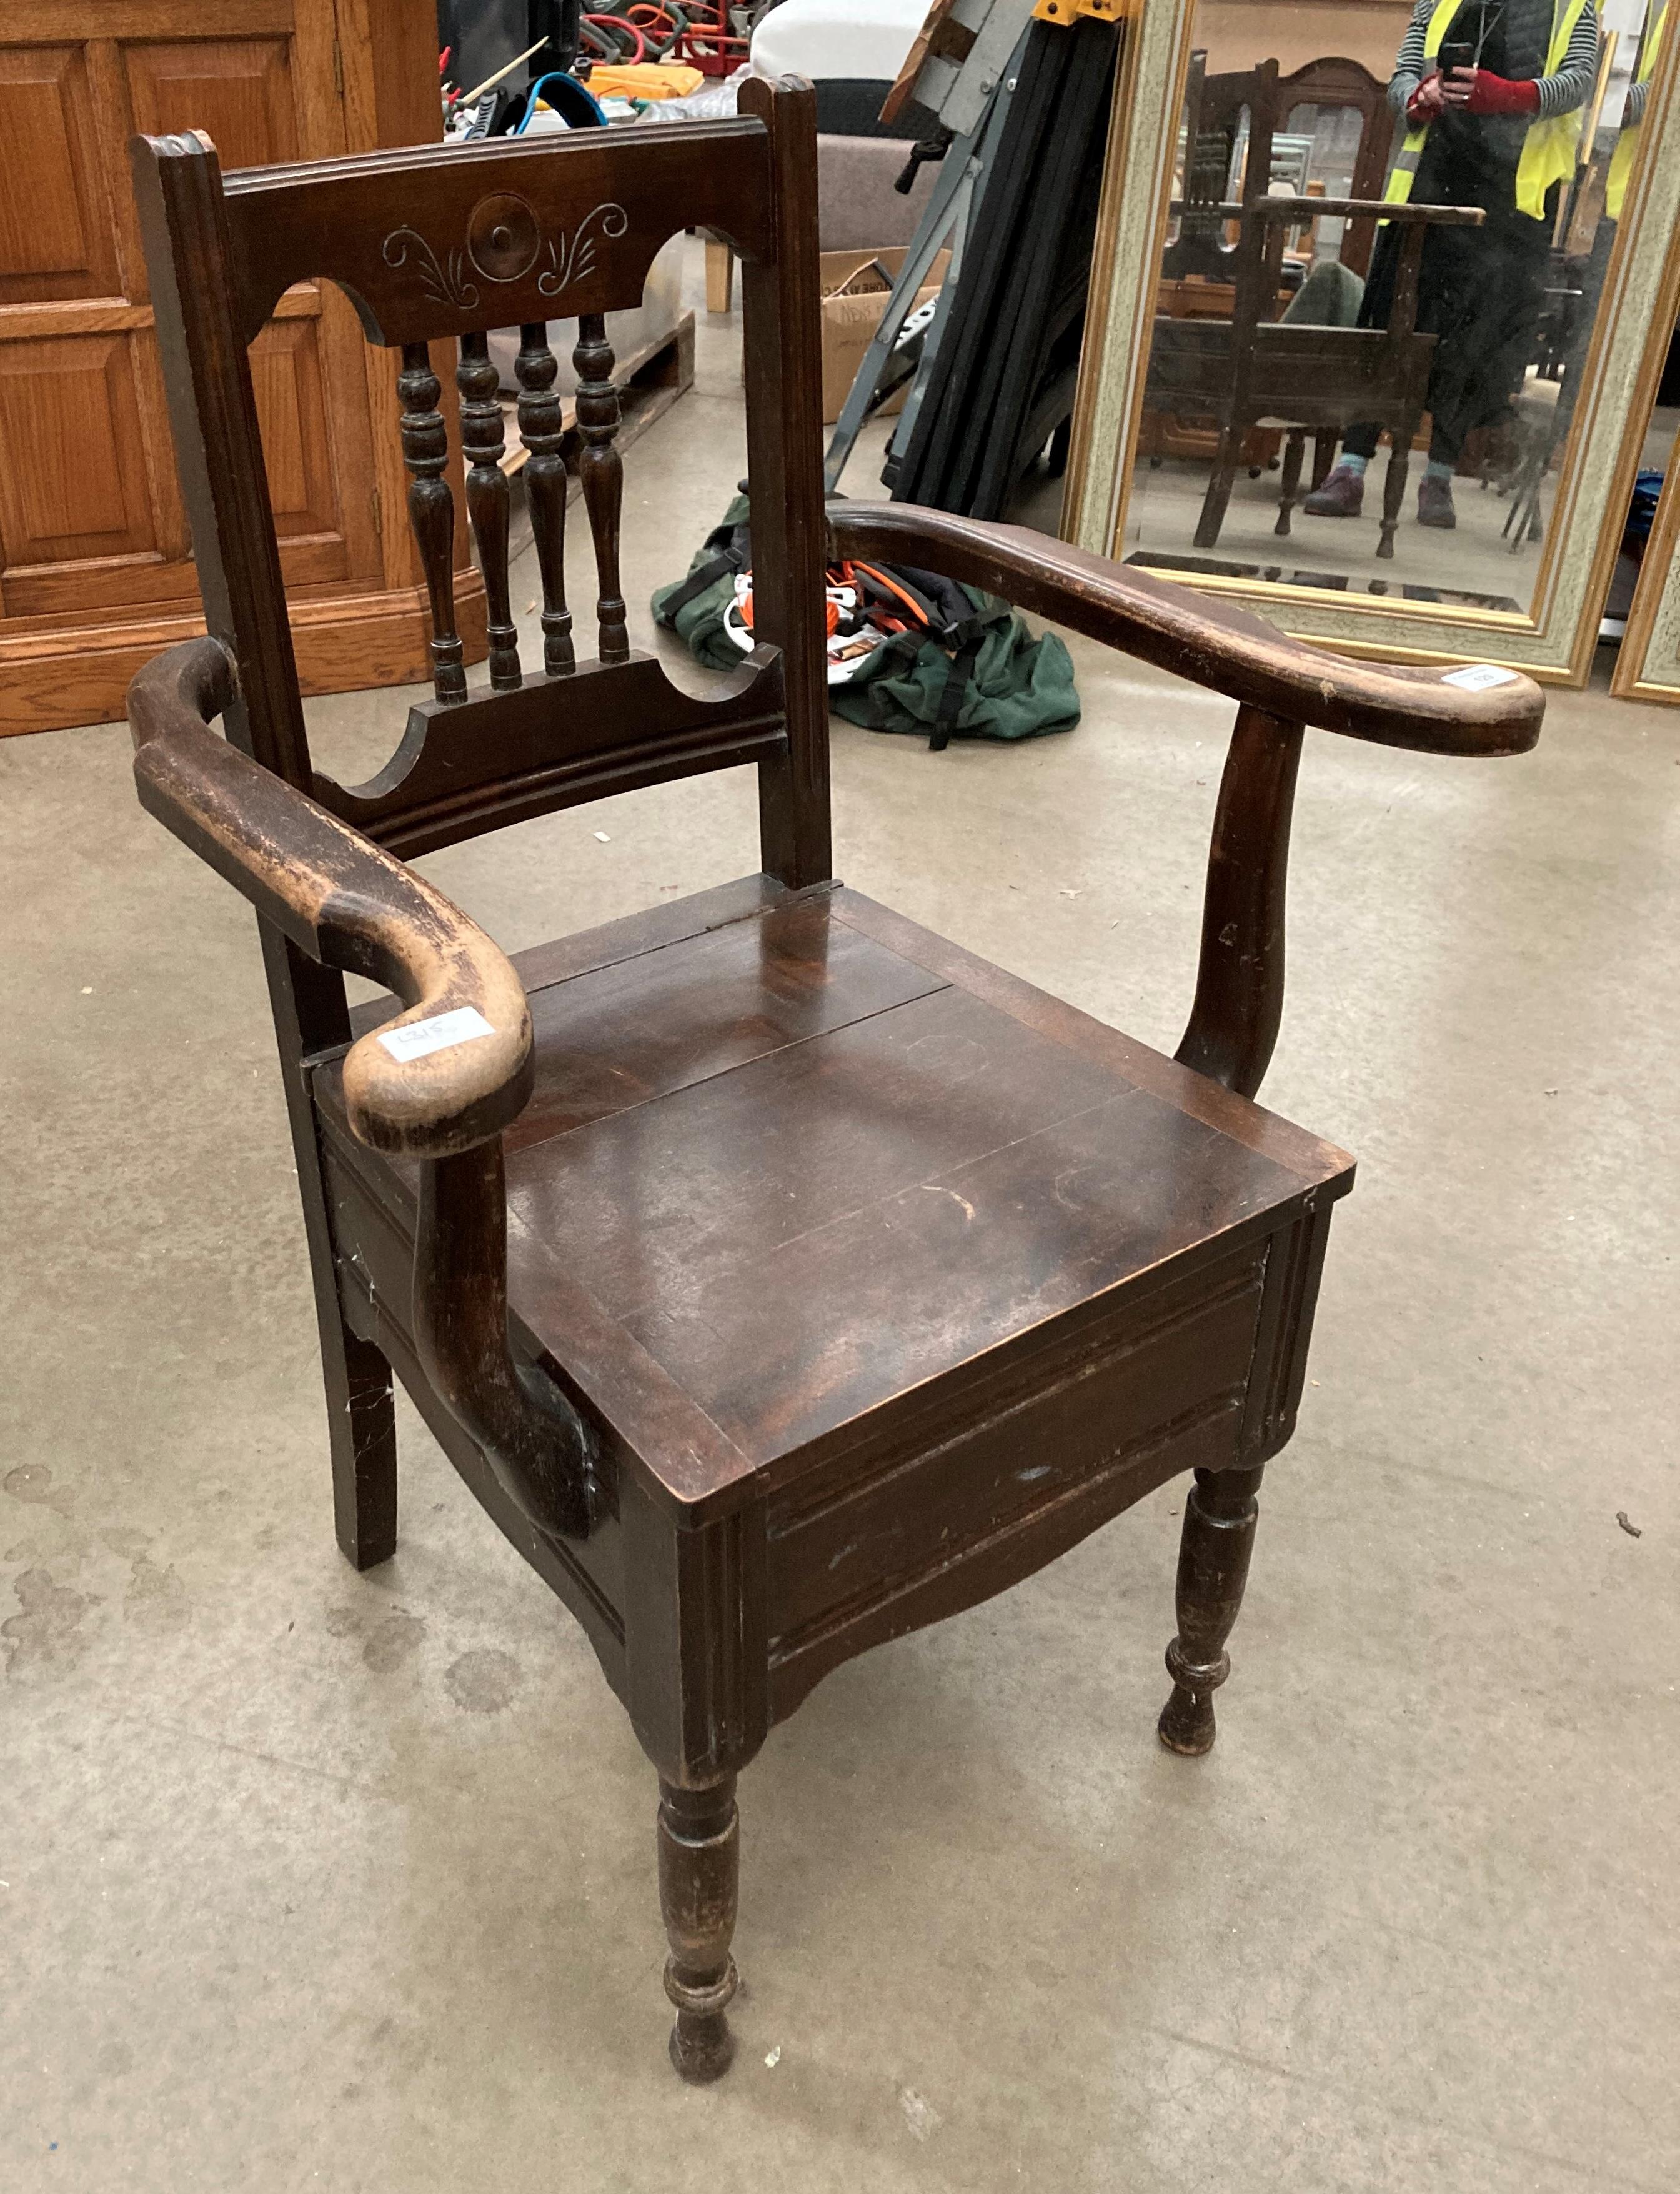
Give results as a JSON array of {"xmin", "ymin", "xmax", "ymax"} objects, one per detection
[
  {"xmin": 318, "ymin": 870, "xmax": 1353, "ymax": 1462},
  {"xmin": 314, "ymin": 877, "xmax": 1352, "ymax": 1710}
]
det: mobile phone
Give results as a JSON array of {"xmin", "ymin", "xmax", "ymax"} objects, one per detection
[{"xmin": 1439, "ymin": 37, "xmax": 1477, "ymax": 72}]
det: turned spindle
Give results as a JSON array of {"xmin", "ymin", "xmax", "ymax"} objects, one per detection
[
  {"xmin": 395, "ymin": 343, "xmax": 466, "ymax": 705},
  {"xmin": 455, "ymin": 332, "xmax": 520, "ymax": 690},
  {"xmin": 1159, "ymin": 1463, "xmax": 1265, "ymax": 1755},
  {"xmin": 572, "ymin": 312, "xmax": 629, "ymax": 664},
  {"xmin": 514, "ymin": 323, "xmax": 575, "ymax": 677}
]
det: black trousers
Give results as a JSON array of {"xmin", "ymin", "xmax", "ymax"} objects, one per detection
[{"xmin": 1342, "ymin": 209, "xmax": 1551, "ymax": 467}]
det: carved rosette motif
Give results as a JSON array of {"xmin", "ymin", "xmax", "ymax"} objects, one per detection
[{"xmin": 381, "ymin": 194, "xmax": 629, "ymax": 311}]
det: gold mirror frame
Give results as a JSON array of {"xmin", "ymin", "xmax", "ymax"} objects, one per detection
[
  {"xmin": 1063, "ymin": 0, "xmax": 1680, "ymax": 683},
  {"xmin": 1611, "ymin": 419, "xmax": 1680, "ymax": 697}
]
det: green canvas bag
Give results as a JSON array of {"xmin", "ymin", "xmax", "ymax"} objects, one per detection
[{"xmin": 652, "ymin": 496, "xmax": 1080, "ymax": 751}]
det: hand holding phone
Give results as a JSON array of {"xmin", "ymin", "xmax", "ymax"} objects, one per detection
[{"xmin": 1409, "ymin": 69, "xmax": 1449, "ymax": 121}]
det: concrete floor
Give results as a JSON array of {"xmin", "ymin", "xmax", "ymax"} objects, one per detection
[
  {"xmin": 4, "ymin": 244, "xmax": 1678, "ymax": 2193},
  {"xmin": 1118, "ymin": 405, "xmax": 1680, "ymax": 619}
]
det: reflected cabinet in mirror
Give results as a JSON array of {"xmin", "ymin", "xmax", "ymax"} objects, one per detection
[{"xmin": 1066, "ymin": 0, "xmax": 1680, "ymax": 679}]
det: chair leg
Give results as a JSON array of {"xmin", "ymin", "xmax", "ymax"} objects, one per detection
[
  {"xmin": 1193, "ymin": 430, "xmax": 1241, "ymax": 551},
  {"xmin": 658, "ymin": 1775, "xmax": 740, "ymax": 2082},
  {"xmin": 1158, "ymin": 1463, "xmax": 1264, "ymax": 1756},
  {"xmin": 1275, "ymin": 430, "xmax": 1305, "ymax": 537},
  {"xmin": 326, "ymin": 1317, "xmax": 397, "ymax": 1571},
  {"xmin": 704, "ymin": 238, "xmax": 734, "ymax": 316},
  {"xmin": 1377, "ymin": 436, "xmax": 1411, "ymax": 561},
  {"xmin": 1310, "ymin": 433, "xmax": 1335, "ymax": 492}
]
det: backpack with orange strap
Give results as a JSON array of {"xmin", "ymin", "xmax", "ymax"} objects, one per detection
[{"xmin": 652, "ymin": 494, "xmax": 1079, "ymax": 750}]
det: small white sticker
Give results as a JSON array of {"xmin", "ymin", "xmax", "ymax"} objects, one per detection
[
  {"xmin": 378, "ymin": 1005, "xmax": 495, "ymax": 1062},
  {"xmin": 1442, "ymin": 663, "xmax": 1519, "ymax": 691}
]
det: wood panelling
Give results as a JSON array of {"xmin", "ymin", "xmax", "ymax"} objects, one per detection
[
  {"xmin": 4, "ymin": 6, "xmax": 299, "ymax": 37},
  {"xmin": 0, "ymin": 332, "xmax": 153, "ymax": 567},
  {"xmin": 250, "ymin": 314, "xmax": 343, "ymax": 549},
  {"xmin": 0, "ymin": 46, "xmax": 117, "ymax": 304},
  {"xmin": 0, "ymin": 0, "xmax": 484, "ymax": 735},
  {"xmin": 122, "ymin": 39, "xmax": 300, "ymax": 171}
]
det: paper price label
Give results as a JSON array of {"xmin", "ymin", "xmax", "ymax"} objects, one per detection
[
  {"xmin": 379, "ymin": 1005, "xmax": 495, "ymax": 1062},
  {"xmin": 1442, "ymin": 663, "xmax": 1520, "ymax": 691}
]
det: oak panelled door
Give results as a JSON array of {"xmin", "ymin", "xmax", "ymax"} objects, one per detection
[{"xmin": 0, "ymin": 0, "xmax": 482, "ymax": 735}]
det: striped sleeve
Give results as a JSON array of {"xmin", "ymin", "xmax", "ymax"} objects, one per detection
[
  {"xmin": 1388, "ymin": 0, "xmax": 1438, "ymax": 115},
  {"xmin": 1535, "ymin": 0, "xmax": 1602, "ymax": 116},
  {"xmin": 1624, "ymin": 76, "xmax": 1649, "ymax": 128}
]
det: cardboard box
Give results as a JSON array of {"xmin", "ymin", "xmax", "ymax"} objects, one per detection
[{"xmin": 820, "ymin": 246, "xmax": 951, "ymax": 426}]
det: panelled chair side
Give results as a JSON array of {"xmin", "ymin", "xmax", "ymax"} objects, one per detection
[{"xmin": 126, "ymin": 81, "xmax": 1542, "ymax": 2083}]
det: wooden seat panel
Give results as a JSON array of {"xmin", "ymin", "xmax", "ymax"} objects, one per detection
[
  {"xmin": 516, "ymin": 982, "xmax": 1303, "ymax": 1464},
  {"xmin": 506, "ymin": 886, "xmax": 945, "ymax": 1151},
  {"xmin": 319, "ymin": 878, "xmax": 1353, "ymax": 1490}
]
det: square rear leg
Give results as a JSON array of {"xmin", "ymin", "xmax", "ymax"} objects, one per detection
[
  {"xmin": 325, "ymin": 1315, "xmax": 397, "ymax": 1570},
  {"xmin": 1193, "ymin": 429, "xmax": 1243, "ymax": 551}
]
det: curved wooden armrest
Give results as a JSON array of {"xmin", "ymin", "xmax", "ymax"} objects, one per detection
[
  {"xmin": 825, "ymin": 503, "xmax": 1543, "ymax": 757},
  {"xmin": 129, "ymin": 637, "xmax": 532, "ymax": 1160},
  {"xmin": 129, "ymin": 638, "xmax": 598, "ymax": 1541}
]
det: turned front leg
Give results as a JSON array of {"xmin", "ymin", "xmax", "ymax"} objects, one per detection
[
  {"xmin": 658, "ymin": 1777, "xmax": 740, "ymax": 2082},
  {"xmin": 1159, "ymin": 1463, "xmax": 1264, "ymax": 1755}
]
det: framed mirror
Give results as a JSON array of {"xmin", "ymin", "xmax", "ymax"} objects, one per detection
[
  {"xmin": 1063, "ymin": 0, "xmax": 1680, "ymax": 681},
  {"xmin": 1611, "ymin": 411, "xmax": 1680, "ymax": 696}
]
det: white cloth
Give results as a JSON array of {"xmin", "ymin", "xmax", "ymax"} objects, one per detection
[{"xmin": 749, "ymin": 0, "xmax": 928, "ymax": 84}]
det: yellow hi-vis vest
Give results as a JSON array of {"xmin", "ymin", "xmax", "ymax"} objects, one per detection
[
  {"xmin": 1384, "ymin": 0, "xmax": 1592, "ymax": 220},
  {"xmin": 1607, "ymin": 2, "xmax": 1666, "ymax": 221}
]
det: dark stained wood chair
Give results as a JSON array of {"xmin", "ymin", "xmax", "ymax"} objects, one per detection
[{"xmin": 126, "ymin": 82, "xmax": 1543, "ymax": 2082}]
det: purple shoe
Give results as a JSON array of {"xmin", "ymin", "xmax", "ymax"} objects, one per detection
[
  {"xmin": 1418, "ymin": 475, "xmax": 1456, "ymax": 529},
  {"xmin": 1302, "ymin": 464, "xmax": 1364, "ymax": 518}
]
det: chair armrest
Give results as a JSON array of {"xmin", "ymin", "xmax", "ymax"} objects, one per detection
[
  {"xmin": 129, "ymin": 638, "xmax": 532, "ymax": 1160},
  {"xmin": 825, "ymin": 503, "xmax": 1543, "ymax": 757},
  {"xmin": 131, "ymin": 638, "xmax": 597, "ymax": 1540},
  {"xmin": 1172, "ymin": 197, "xmax": 1485, "ymax": 227}
]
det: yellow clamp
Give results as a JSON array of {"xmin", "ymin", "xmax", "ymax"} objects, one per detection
[{"xmin": 1032, "ymin": 0, "xmax": 1124, "ymax": 21}]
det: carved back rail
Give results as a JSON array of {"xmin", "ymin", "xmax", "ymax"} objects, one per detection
[{"xmin": 131, "ymin": 84, "xmax": 830, "ymax": 885}]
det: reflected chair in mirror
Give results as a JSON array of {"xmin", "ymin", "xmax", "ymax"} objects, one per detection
[
  {"xmin": 1150, "ymin": 54, "xmax": 1484, "ymax": 558},
  {"xmin": 1148, "ymin": 54, "xmax": 1286, "ymax": 474},
  {"xmin": 126, "ymin": 83, "xmax": 1542, "ymax": 2082},
  {"xmin": 1150, "ymin": 191, "xmax": 1486, "ymax": 559},
  {"xmin": 1161, "ymin": 51, "xmax": 1391, "ymax": 291}
]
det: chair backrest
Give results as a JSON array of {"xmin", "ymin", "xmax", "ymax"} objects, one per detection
[
  {"xmin": 1275, "ymin": 57, "xmax": 1392, "ymax": 279},
  {"xmin": 1164, "ymin": 57, "xmax": 1283, "ymax": 288},
  {"xmin": 129, "ymin": 78, "xmax": 832, "ymax": 894}
]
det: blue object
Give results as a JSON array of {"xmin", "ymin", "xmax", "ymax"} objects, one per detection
[
  {"xmin": 517, "ymin": 71, "xmax": 607, "ymax": 131},
  {"xmin": 1626, "ymin": 468, "xmax": 1664, "ymax": 550}
]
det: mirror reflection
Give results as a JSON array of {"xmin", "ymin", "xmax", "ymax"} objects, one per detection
[{"xmin": 1123, "ymin": 0, "xmax": 1672, "ymax": 614}]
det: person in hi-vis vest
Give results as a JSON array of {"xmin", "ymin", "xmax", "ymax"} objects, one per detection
[
  {"xmin": 1608, "ymin": 2, "xmax": 1665, "ymax": 223},
  {"xmin": 1304, "ymin": 0, "xmax": 1599, "ymax": 534}
]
